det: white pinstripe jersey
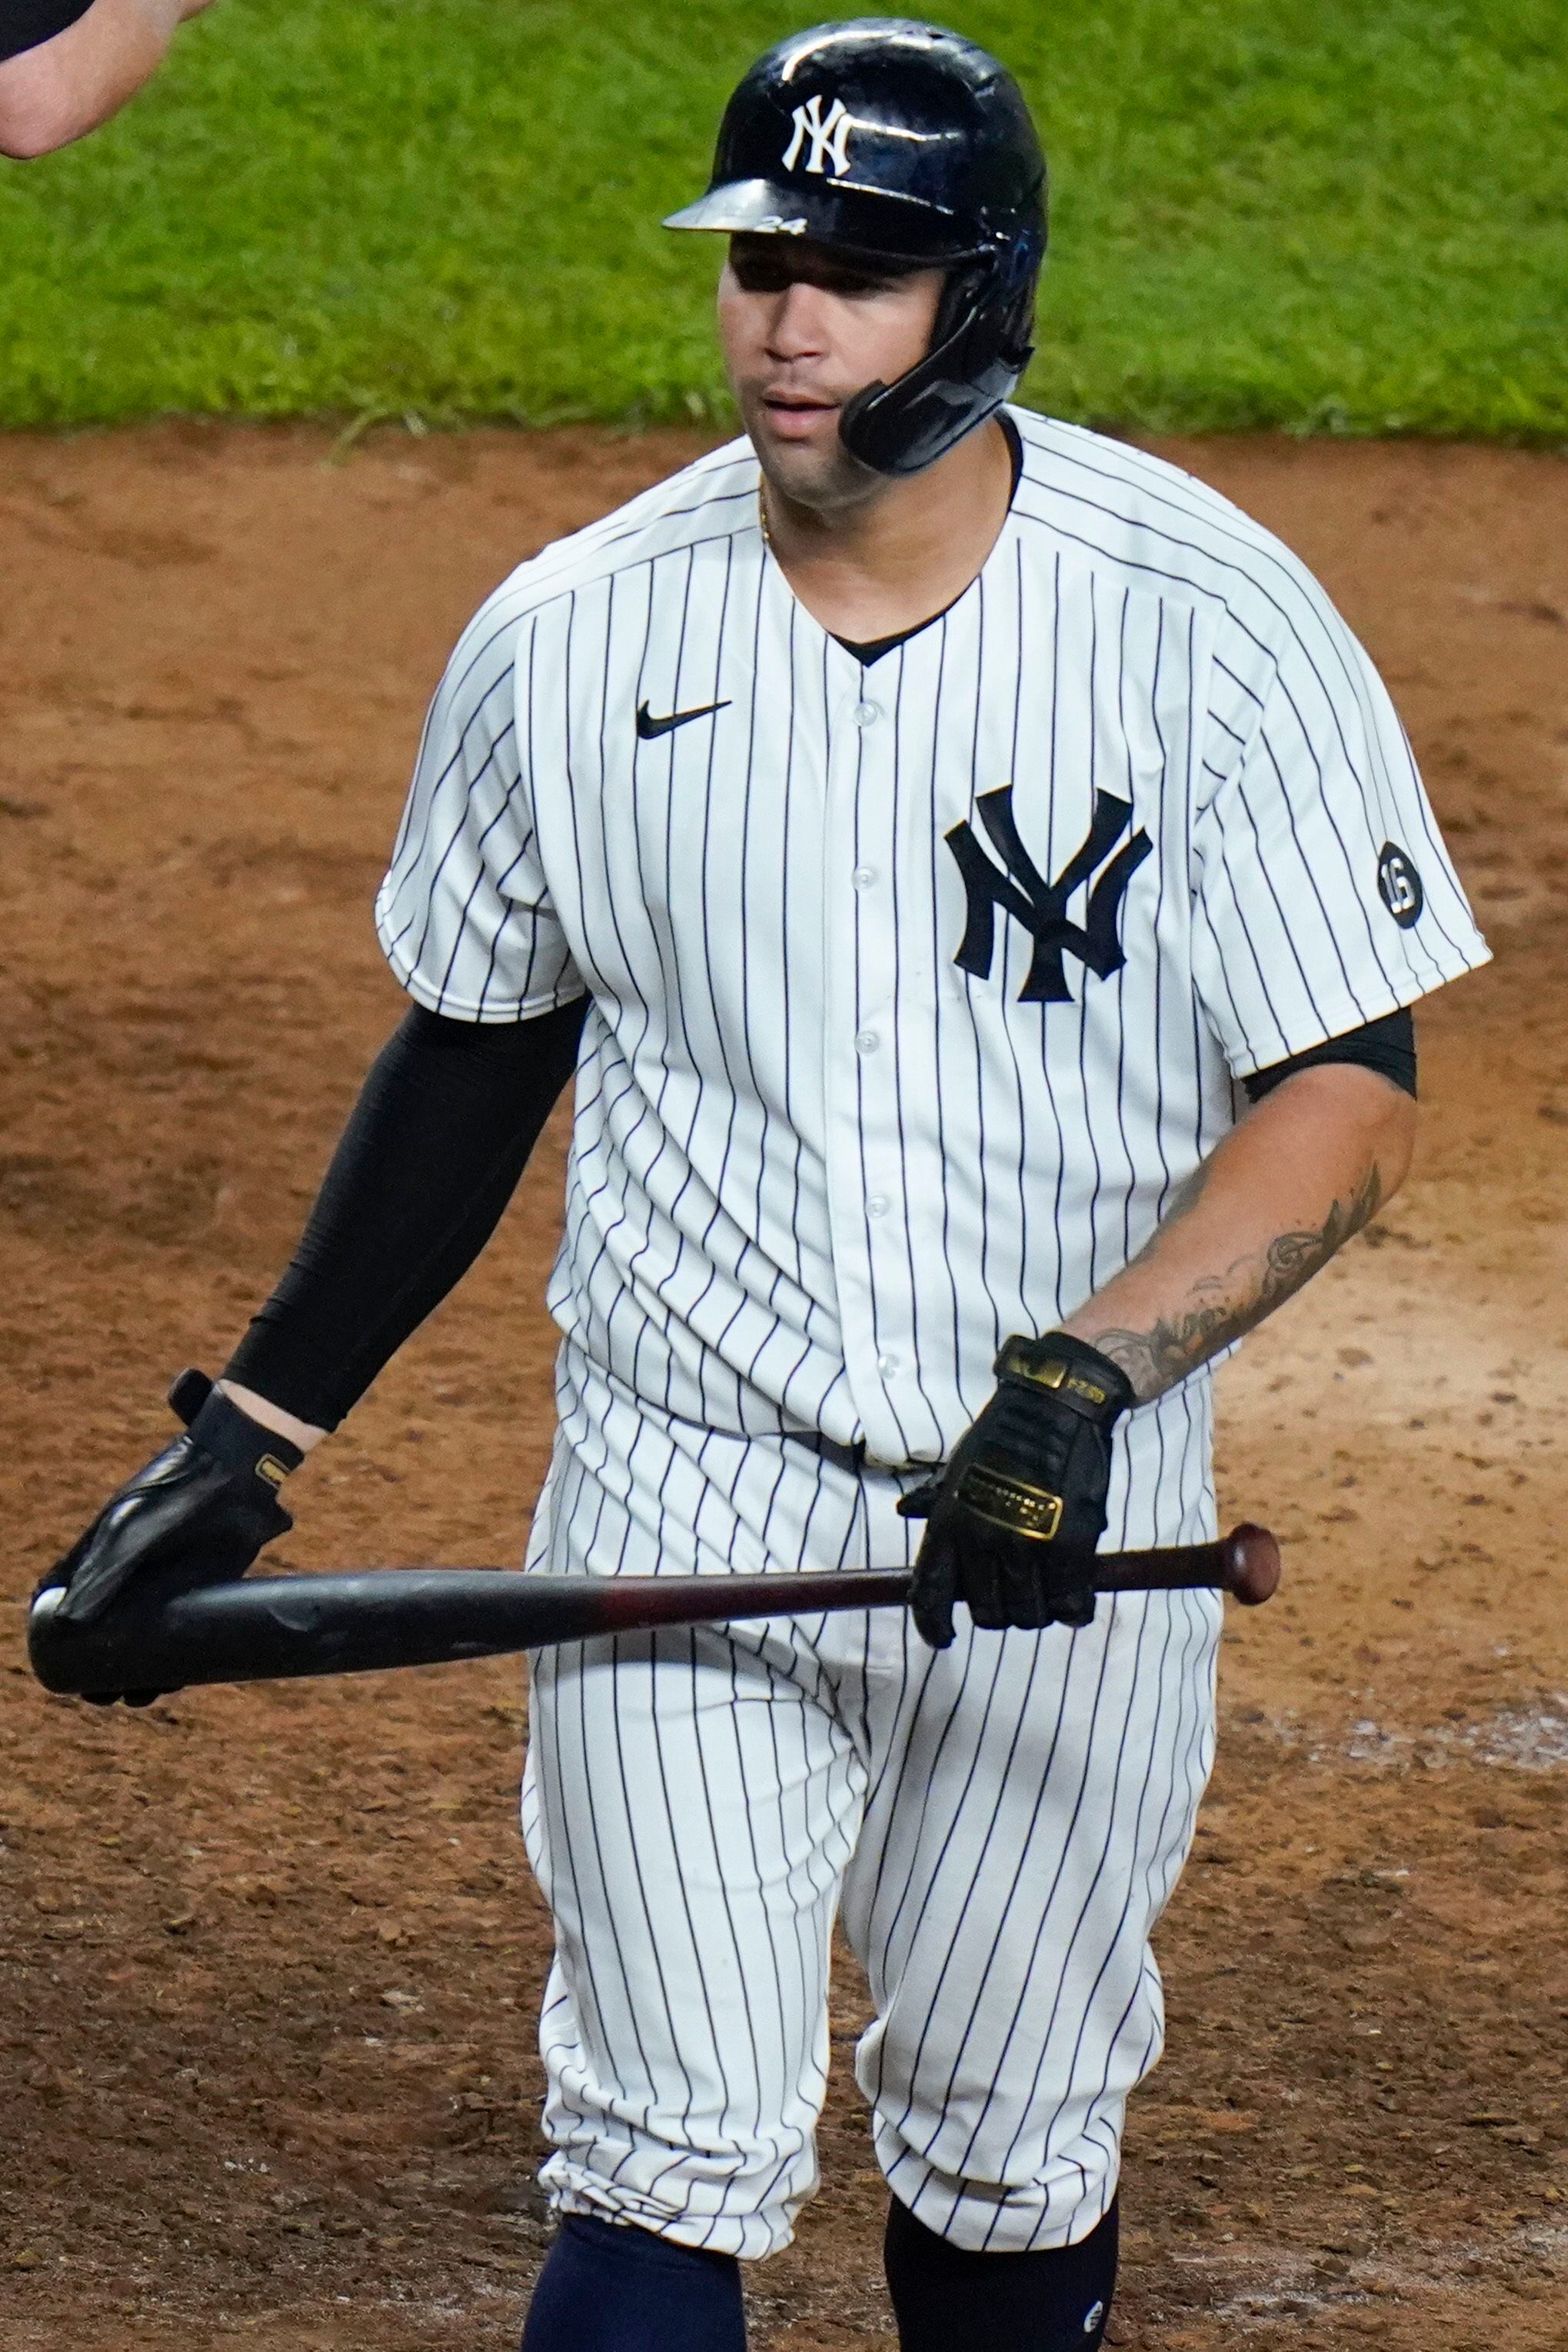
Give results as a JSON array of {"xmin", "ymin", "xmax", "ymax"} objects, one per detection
[{"xmin": 377, "ymin": 408, "xmax": 1487, "ymax": 1548}]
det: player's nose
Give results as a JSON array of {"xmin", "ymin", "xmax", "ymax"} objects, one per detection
[{"xmin": 763, "ymin": 282, "xmax": 832, "ymax": 361}]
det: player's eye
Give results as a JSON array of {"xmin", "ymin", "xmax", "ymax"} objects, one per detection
[
  {"xmin": 729, "ymin": 250, "xmax": 897, "ymax": 299},
  {"xmin": 731, "ymin": 257, "xmax": 794, "ymax": 292}
]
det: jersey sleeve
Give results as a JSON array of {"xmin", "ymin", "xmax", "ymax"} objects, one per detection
[
  {"xmin": 375, "ymin": 605, "xmax": 583, "ymax": 1023},
  {"xmin": 1, "ymin": 0, "xmax": 93, "ymax": 65},
  {"xmin": 1190, "ymin": 606, "xmax": 1488, "ymax": 1079}
]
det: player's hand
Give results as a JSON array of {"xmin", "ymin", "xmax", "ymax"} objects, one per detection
[
  {"xmin": 897, "ymin": 1334, "xmax": 1133, "ymax": 1649},
  {"xmin": 35, "ymin": 1371, "xmax": 302, "ymax": 1704}
]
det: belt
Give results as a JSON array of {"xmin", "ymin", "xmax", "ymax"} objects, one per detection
[{"xmin": 783, "ymin": 1430, "xmax": 932, "ymax": 1480}]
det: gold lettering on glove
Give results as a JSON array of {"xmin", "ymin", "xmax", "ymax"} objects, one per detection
[
  {"xmin": 994, "ymin": 1338, "xmax": 1110, "ymax": 1408},
  {"xmin": 955, "ymin": 1464, "xmax": 1065, "ymax": 1541}
]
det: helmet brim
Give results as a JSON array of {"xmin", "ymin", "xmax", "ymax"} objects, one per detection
[{"xmin": 663, "ymin": 176, "xmax": 988, "ymax": 266}]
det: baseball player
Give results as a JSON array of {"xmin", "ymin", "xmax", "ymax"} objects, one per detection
[
  {"xmin": 45, "ymin": 20, "xmax": 1488, "ymax": 2350},
  {"xmin": 0, "ymin": 0, "xmax": 217, "ymax": 158}
]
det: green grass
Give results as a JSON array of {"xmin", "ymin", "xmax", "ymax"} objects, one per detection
[{"xmin": 1, "ymin": 0, "xmax": 1564, "ymax": 435}]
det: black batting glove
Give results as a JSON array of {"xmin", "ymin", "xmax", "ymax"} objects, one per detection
[
  {"xmin": 35, "ymin": 1371, "xmax": 302, "ymax": 1704},
  {"xmin": 897, "ymin": 1333, "xmax": 1133, "ymax": 1651}
]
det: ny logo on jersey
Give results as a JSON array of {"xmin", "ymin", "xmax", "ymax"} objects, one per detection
[
  {"xmin": 782, "ymin": 93, "xmax": 854, "ymax": 178},
  {"xmin": 945, "ymin": 788, "xmax": 1153, "ymax": 1004}
]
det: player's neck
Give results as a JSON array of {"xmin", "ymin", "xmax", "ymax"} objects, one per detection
[{"xmin": 759, "ymin": 418, "xmax": 1014, "ymax": 645}]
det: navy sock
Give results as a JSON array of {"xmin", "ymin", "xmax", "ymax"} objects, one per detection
[
  {"xmin": 884, "ymin": 2194, "xmax": 1120, "ymax": 2352},
  {"xmin": 521, "ymin": 2213, "xmax": 747, "ymax": 2352}
]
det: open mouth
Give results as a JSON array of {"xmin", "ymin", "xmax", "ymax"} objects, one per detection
[{"xmin": 758, "ymin": 389, "xmax": 840, "ymax": 443}]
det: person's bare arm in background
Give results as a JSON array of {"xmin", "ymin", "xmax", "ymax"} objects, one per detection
[{"xmin": 0, "ymin": 0, "xmax": 217, "ymax": 158}]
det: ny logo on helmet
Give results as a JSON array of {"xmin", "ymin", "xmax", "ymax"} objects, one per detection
[
  {"xmin": 946, "ymin": 788, "xmax": 1152, "ymax": 1003},
  {"xmin": 783, "ymin": 93, "xmax": 854, "ymax": 178}
]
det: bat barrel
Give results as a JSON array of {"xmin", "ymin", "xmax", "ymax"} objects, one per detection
[
  {"xmin": 28, "ymin": 1572, "xmax": 556, "ymax": 1696},
  {"xmin": 25, "ymin": 1567, "xmax": 920, "ymax": 1697}
]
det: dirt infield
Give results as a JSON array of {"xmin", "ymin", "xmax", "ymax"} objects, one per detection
[{"xmin": 2, "ymin": 421, "xmax": 1565, "ymax": 2351}]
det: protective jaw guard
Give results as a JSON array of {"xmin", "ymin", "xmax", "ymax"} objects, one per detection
[{"xmin": 837, "ymin": 234, "xmax": 1040, "ymax": 476}]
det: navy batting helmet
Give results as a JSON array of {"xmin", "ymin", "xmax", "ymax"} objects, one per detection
[{"xmin": 664, "ymin": 18, "xmax": 1047, "ymax": 477}]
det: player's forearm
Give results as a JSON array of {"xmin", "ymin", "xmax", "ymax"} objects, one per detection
[
  {"xmin": 218, "ymin": 998, "xmax": 585, "ymax": 1438},
  {"xmin": 1059, "ymin": 1064, "xmax": 1417, "ymax": 1404},
  {"xmin": 0, "ymin": 0, "xmax": 208, "ymax": 158}
]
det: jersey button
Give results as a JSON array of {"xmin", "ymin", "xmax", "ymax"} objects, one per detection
[
  {"xmin": 876, "ymin": 1351, "xmax": 901, "ymax": 1376},
  {"xmin": 854, "ymin": 701, "xmax": 881, "ymax": 727},
  {"xmin": 852, "ymin": 865, "xmax": 877, "ymax": 889},
  {"xmin": 854, "ymin": 1029, "xmax": 879, "ymax": 1054},
  {"xmin": 866, "ymin": 1194, "xmax": 889, "ymax": 1218}
]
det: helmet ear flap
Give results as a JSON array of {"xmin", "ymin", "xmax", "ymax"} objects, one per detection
[
  {"xmin": 932, "ymin": 257, "xmax": 987, "ymax": 350},
  {"xmin": 838, "ymin": 236, "xmax": 1041, "ymax": 478},
  {"xmin": 977, "ymin": 223, "xmax": 1046, "ymax": 365}
]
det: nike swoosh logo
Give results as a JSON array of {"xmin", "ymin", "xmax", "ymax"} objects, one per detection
[{"xmin": 635, "ymin": 698, "xmax": 731, "ymax": 740}]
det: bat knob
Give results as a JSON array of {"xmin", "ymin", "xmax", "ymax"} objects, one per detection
[{"xmin": 1221, "ymin": 1524, "xmax": 1281, "ymax": 1606}]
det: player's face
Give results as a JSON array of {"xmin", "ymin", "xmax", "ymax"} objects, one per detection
[{"xmin": 717, "ymin": 236, "xmax": 945, "ymax": 506}]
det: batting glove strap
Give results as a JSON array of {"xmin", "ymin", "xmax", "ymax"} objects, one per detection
[
  {"xmin": 185, "ymin": 1382, "xmax": 304, "ymax": 1490},
  {"xmin": 992, "ymin": 1331, "xmax": 1134, "ymax": 1424}
]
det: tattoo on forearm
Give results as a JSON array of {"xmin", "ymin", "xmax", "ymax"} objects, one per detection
[{"xmin": 1087, "ymin": 1162, "xmax": 1386, "ymax": 1401}]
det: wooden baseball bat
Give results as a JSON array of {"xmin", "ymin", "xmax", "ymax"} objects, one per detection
[{"xmin": 27, "ymin": 1527, "xmax": 1278, "ymax": 1699}]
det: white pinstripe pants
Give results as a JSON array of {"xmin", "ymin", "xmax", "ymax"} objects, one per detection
[{"xmin": 520, "ymin": 1351, "xmax": 1220, "ymax": 2257}]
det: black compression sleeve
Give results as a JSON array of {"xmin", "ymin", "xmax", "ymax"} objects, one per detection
[
  {"xmin": 223, "ymin": 998, "xmax": 587, "ymax": 1431},
  {"xmin": 2, "ymin": 0, "xmax": 94, "ymax": 65},
  {"xmin": 1243, "ymin": 1006, "xmax": 1417, "ymax": 1104}
]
